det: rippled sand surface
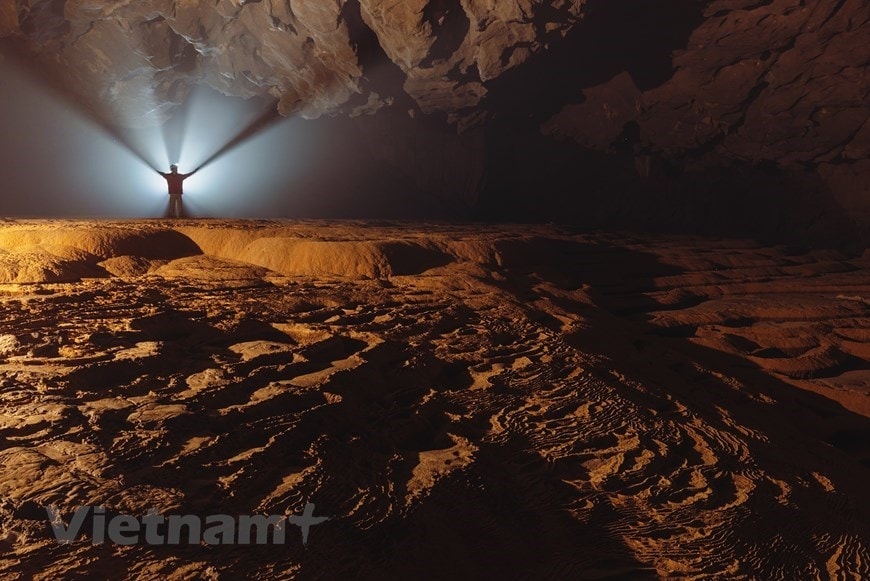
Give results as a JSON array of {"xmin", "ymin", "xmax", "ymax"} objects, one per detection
[{"xmin": 0, "ymin": 221, "xmax": 867, "ymax": 579}]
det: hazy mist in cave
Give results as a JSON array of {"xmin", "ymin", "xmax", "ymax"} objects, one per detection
[{"xmin": 0, "ymin": 56, "xmax": 428, "ymax": 220}]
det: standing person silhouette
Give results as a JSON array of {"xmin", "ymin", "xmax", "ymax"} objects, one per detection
[{"xmin": 158, "ymin": 164, "xmax": 196, "ymax": 219}]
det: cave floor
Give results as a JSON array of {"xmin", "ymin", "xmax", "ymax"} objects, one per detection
[{"xmin": 0, "ymin": 221, "xmax": 867, "ymax": 579}]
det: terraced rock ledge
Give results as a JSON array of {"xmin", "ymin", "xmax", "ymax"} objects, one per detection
[{"xmin": 0, "ymin": 220, "xmax": 867, "ymax": 579}]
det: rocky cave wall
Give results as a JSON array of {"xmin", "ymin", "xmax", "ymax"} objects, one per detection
[{"xmin": 0, "ymin": 0, "xmax": 867, "ymax": 242}]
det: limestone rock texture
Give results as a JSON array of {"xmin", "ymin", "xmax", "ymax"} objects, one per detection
[
  {"xmin": 0, "ymin": 0, "xmax": 867, "ymax": 232},
  {"xmin": 540, "ymin": 0, "xmax": 869, "ymax": 223},
  {"xmin": 0, "ymin": 0, "xmax": 583, "ymax": 125}
]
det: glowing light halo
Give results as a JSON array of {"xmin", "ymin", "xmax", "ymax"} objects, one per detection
[
  {"xmin": 175, "ymin": 86, "xmax": 268, "ymax": 173},
  {"xmin": 176, "ymin": 116, "xmax": 307, "ymax": 218},
  {"xmin": 149, "ymin": 85, "xmax": 299, "ymax": 217},
  {"xmin": 177, "ymin": 143, "xmax": 261, "ymax": 216},
  {"xmin": 71, "ymin": 128, "xmax": 171, "ymax": 216},
  {"xmin": 122, "ymin": 124, "xmax": 171, "ymax": 176},
  {"xmin": 1, "ymin": 53, "xmax": 311, "ymax": 218},
  {"xmin": 0, "ymin": 57, "xmax": 175, "ymax": 217}
]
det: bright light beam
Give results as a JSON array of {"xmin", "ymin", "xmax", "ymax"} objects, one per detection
[
  {"xmin": 0, "ymin": 56, "xmax": 173, "ymax": 217},
  {"xmin": 191, "ymin": 106, "xmax": 285, "ymax": 173},
  {"xmin": 0, "ymin": 40, "xmax": 163, "ymax": 174},
  {"xmin": 171, "ymin": 86, "xmax": 279, "ymax": 173},
  {"xmin": 0, "ymin": 48, "xmax": 315, "ymax": 218},
  {"xmin": 178, "ymin": 115, "xmax": 315, "ymax": 217}
]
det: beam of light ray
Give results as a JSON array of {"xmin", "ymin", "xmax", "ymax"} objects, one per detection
[
  {"xmin": 162, "ymin": 102, "xmax": 189, "ymax": 170},
  {"xmin": 1, "ymin": 42, "xmax": 353, "ymax": 218},
  {"xmin": 190, "ymin": 106, "xmax": 285, "ymax": 173},
  {"xmin": 0, "ymin": 40, "xmax": 163, "ymax": 174},
  {"xmin": 147, "ymin": 85, "xmax": 300, "ymax": 217},
  {"xmin": 122, "ymin": 124, "xmax": 171, "ymax": 174},
  {"xmin": 0, "ymin": 56, "xmax": 173, "ymax": 217},
  {"xmin": 0, "ymin": 49, "xmax": 311, "ymax": 218},
  {"xmin": 168, "ymin": 85, "xmax": 284, "ymax": 174},
  {"xmin": 178, "ymin": 116, "xmax": 316, "ymax": 217}
]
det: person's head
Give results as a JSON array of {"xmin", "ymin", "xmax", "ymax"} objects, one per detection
[{"xmin": 170, "ymin": 164, "xmax": 178, "ymax": 173}]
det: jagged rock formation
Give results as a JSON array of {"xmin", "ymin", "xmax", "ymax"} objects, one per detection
[
  {"xmin": 1, "ymin": 0, "xmax": 867, "ymax": 232},
  {"xmin": 540, "ymin": 0, "xmax": 869, "ymax": 224},
  {"xmin": 1, "ymin": 0, "xmax": 584, "ymax": 125},
  {"xmin": 546, "ymin": 1, "xmax": 869, "ymax": 162}
]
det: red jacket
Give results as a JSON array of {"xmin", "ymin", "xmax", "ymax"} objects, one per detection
[{"xmin": 159, "ymin": 171, "xmax": 192, "ymax": 195}]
